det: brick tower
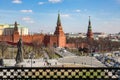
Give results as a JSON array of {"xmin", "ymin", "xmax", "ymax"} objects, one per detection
[
  {"xmin": 54, "ymin": 12, "xmax": 66, "ymax": 47},
  {"xmin": 14, "ymin": 21, "xmax": 18, "ymax": 32},
  {"xmin": 87, "ymin": 16, "xmax": 93, "ymax": 40},
  {"xmin": 13, "ymin": 21, "xmax": 19, "ymax": 42}
]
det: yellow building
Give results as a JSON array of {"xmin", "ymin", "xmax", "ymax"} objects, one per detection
[
  {"xmin": 0, "ymin": 24, "xmax": 9, "ymax": 35},
  {"xmin": 0, "ymin": 24, "xmax": 28, "ymax": 36}
]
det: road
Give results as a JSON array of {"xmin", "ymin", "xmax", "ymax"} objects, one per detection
[{"xmin": 54, "ymin": 48, "xmax": 76, "ymax": 57}]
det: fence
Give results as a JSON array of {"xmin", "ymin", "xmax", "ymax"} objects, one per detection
[{"xmin": 0, "ymin": 67, "xmax": 120, "ymax": 79}]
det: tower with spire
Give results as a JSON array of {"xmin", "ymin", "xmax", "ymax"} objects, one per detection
[
  {"xmin": 87, "ymin": 16, "xmax": 93, "ymax": 39},
  {"xmin": 14, "ymin": 21, "xmax": 18, "ymax": 32},
  {"xmin": 54, "ymin": 12, "xmax": 64, "ymax": 36},
  {"xmin": 54, "ymin": 12, "xmax": 66, "ymax": 47},
  {"xmin": 13, "ymin": 21, "xmax": 20, "ymax": 42}
]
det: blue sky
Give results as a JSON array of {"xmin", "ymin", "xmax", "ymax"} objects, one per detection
[{"xmin": 0, "ymin": 0, "xmax": 120, "ymax": 33}]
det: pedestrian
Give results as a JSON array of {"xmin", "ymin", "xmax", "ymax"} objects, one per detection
[{"xmin": 55, "ymin": 62, "xmax": 57, "ymax": 65}]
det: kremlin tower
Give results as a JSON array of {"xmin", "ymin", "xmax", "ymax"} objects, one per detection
[
  {"xmin": 87, "ymin": 16, "xmax": 93, "ymax": 40},
  {"xmin": 54, "ymin": 12, "xmax": 66, "ymax": 47},
  {"xmin": 14, "ymin": 21, "xmax": 18, "ymax": 32},
  {"xmin": 86, "ymin": 16, "xmax": 94, "ymax": 52},
  {"xmin": 0, "ymin": 13, "xmax": 66, "ymax": 48},
  {"xmin": 13, "ymin": 21, "xmax": 20, "ymax": 42}
]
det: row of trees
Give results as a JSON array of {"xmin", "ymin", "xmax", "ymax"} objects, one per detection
[
  {"xmin": 0, "ymin": 39, "xmax": 58, "ymax": 59},
  {"xmin": 0, "ymin": 41, "xmax": 8, "ymax": 59},
  {"xmin": 67, "ymin": 37, "xmax": 120, "ymax": 53},
  {"xmin": 0, "ymin": 39, "xmax": 45, "ymax": 59},
  {"xmin": 0, "ymin": 37, "xmax": 120, "ymax": 58}
]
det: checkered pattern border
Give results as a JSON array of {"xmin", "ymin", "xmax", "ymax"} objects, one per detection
[{"xmin": 0, "ymin": 67, "xmax": 119, "ymax": 79}]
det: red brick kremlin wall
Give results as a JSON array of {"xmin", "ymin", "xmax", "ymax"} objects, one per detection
[{"xmin": 0, "ymin": 13, "xmax": 92, "ymax": 48}]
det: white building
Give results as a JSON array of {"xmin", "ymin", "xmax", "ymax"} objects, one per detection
[
  {"xmin": 0, "ymin": 24, "xmax": 28, "ymax": 36},
  {"xmin": 66, "ymin": 33, "xmax": 86, "ymax": 38},
  {"xmin": 0, "ymin": 24, "xmax": 9, "ymax": 35},
  {"xmin": 93, "ymin": 32, "xmax": 108, "ymax": 40}
]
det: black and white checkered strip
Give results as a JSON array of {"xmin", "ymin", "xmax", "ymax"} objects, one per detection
[{"xmin": 0, "ymin": 67, "xmax": 119, "ymax": 79}]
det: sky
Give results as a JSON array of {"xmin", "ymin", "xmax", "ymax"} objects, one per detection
[{"xmin": 0, "ymin": 0, "xmax": 120, "ymax": 34}]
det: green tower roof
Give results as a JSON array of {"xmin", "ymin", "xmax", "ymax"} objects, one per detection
[
  {"xmin": 14, "ymin": 21, "xmax": 18, "ymax": 31},
  {"xmin": 88, "ymin": 16, "xmax": 92, "ymax": 31},
  {"xmin": 57, "ymin": 11, "xmax": 61, "ymax": 26}
]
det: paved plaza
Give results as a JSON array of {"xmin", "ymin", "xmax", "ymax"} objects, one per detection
[
  {"xmin": 3, "ymin": 48, "xmax": 120, "ymax": 67},
  {"xmin": 3, "ymin": 56, "xmax": 105, "ymax": 67},
  {"xmin": 58, "ymin": 56, "xmax": 105, "ymax": 67},
  {"xmin": 1, "ymin": 47, "xmax": 108, "ymax": 67}
]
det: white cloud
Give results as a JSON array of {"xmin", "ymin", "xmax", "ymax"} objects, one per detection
[
  {"xmin": 22, "ymin": 17, "xmax": 31, "ymax": 21},
  {"xmin": 75, "ymin": 9, "xmax": 81, "ymax": 13},
  {"xmin": 22, "ymin": 17, "xmax": 34, "ymax": 23},
  {"xmin": 27, "ymin": 20, "xmax": 34, "ymax": 23},
  {"xmin": 12, "ymin": 0, "xmax": 22, "ymax": 4},
  {"xmin": 48, "ymin": 0, "xmax": 62, "ymax": 3},
  {"xmin": 61, "ymin": 14, "xmax": 70, "ymax": 18},
  {"xmin": 38, "ymin": 2, "xmax": 45, "ymax": 5},
  {"xmin": 20, "ymin": 10, "xmax": 33, "ymax": 13}
]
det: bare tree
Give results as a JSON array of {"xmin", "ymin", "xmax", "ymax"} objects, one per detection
[
  {"xmin": 67, "ymin": 36, "xmax": 120, "ymax": 53},
  {"xmin": 32, "ymin": 39, "xmax": 42, "ymax": 51},
  {"xmin": 31, "ymin": 39, "xmax": 44, "ymax": 58},
  {"xmin": 23, "ymin": 45, "xmax": 33, "ymax": 58},
  {"xmin": 0, "ymin": 41, "xmax": 8, "ymax": 58}
]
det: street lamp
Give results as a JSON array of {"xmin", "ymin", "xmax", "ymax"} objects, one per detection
[
  {"xmin": 29, "ymin": 52, "xmax": 34, "ymax": 67},
  {"xmin": 12, "ymin": 45, "xmax": 14, "ymax": 59},
  {"xmin": 91, "ymin": 48, "xmax": 93, "ymax": 67},
  {"xmin": 89, "ymin": 45, "xmax": 93, "ymax": 67}
]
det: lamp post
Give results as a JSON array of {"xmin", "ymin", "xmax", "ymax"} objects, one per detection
[
  {"xmin": 90, "ymin": 47, "xmax": 92, "ymax": 67},
  {"xmin": 29, "ymin": 52, "xmax": 34, "ymax": 67},
  {"xmin": 31, "ymin": 56, "xmax": 32, "ymax": 67},
  {"xmin": 89, "ymin": 45, "xmax": 93, "ymax": 67},
  {"xmin": 12, "ymin": 45, "xmax": 14, "ymax": 59}
]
